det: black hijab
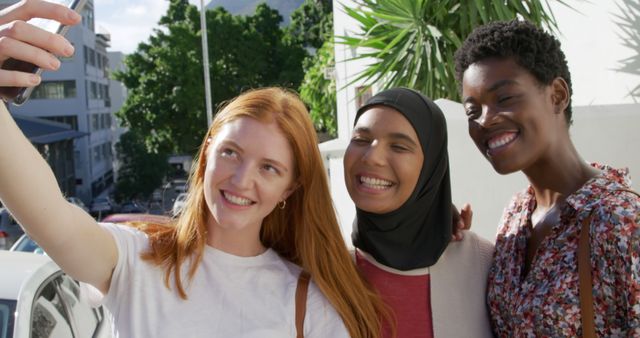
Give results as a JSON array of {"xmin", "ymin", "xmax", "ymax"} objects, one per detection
[{"xmin": 352, "ymin": 88, "xmax": 452, "ymax": 271}]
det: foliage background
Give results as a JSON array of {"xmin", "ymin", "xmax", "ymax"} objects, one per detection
[
  {"xmin": 113, "ymin": 0, "xmax": 310, "ymax": 199},
  {"xmin": 339, "ymin": 0, "xmax": 569, "ymax": 101},
  {"xmin": 614, "ymin": 0, "xmax": 640, "ymax": 100},
  {"xmin": 115, "ymin": 0, "xmax": 307, "ymax": 156}
]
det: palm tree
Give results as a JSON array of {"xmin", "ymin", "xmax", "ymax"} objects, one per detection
[
  {"xmin": 614, "ymin": 0, "xmax": 640, "ymax": 101},
  {"xmin": 339, "ymin": 0, "xmax": 573, "ymax": 101}
]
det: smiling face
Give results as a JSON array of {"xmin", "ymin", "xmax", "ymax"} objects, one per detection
[
  {"xmin": 344, "ymin": 106, "xmax": 424, "ymax": 214},
  {"xmin": 461, "ymin": 57, "xmax": 568, "ymax": 175},
  {"xmin": 203, "ymin": 117, "xmax": 296, "ymax": 235}
]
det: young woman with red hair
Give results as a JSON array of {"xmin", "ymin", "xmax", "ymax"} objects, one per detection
[{"xmin": 0, "ymin": 2, "xmax": 388, "ymax": 337}]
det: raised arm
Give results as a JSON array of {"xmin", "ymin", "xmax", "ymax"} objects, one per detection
[{"xmin": 0, "ymin": 0, "xmax": 116, "ymax": 293}]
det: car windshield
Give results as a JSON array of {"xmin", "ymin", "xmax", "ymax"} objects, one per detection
[
  {"xmin": 0, "ymin": 299, "xmax": 16, "ymax": 338},
  {"xmin": 12, "ymin": 235, "xmax": 42, "ymax": 253}
]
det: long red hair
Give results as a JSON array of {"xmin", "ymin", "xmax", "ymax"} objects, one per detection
[{"xmin": 141, "ymin": 87, "xmax": 390, "ymax": 338}]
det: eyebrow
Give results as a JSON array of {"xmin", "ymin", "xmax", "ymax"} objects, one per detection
[
  {"xmin": 389, "ymin": 132, "xmax": 419, "ymax": 147},
  {"xmin": 463, "ymin": 79, "xmax": 519, "ymax": 104},
  {"xmin": 263, "ymin": 159, "xmax": 289, "ymax": 173},
  {"xmin": 353, "ymin": 127, "xmax": 419, "ymax": 147},
  {"xmin": 219, "ymin": 140, "xmax": 289, "ymax": 173}
]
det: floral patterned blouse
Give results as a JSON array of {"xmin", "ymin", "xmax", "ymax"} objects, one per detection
[{"xmin": 487, "ymin": 164, "xmax": 640, "ymax": 337}]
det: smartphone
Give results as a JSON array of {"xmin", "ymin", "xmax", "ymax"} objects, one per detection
[{"xmin": 0, "ymin": 0, "xmax": 87, "ymax": 105}]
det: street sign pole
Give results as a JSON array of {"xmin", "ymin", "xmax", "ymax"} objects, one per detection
[{"xmin": 200, "ymin": 0, "xmax": 213, "ymax": 127}]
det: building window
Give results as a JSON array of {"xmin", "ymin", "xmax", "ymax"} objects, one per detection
[
  {"xmin": 31, "ymin": 81, "xmax": 77, "ymax": 99},
  {"xmin": 93, "ymin": 146, "xmax": 101, "ymax": 162},
  {"xmin": 91, "ymin": 114, "xmax": 99, "ymax": 131},
  {"xmin": 42, "ymin": 116, "xmax": 79, "ymax": 131},
  {"xmin": 105, "ymin": 114, "xmax": 112, "ymax": 129},
  {"xmin": 82, "ymin": 6, "xmax": 94, "ymax": 31},
  {"xmin": 89, "ymin": 48, "xmax": 96, "ymax": 67},
  {"xmin": 90, "ymin": 82, "xmax": 98, "ymax": 99},
  {"xmin": 102, "ymin": 143, "xmax": 110, "ymax": 160},
  {"xmin": 99, "ymin": 84, "xmax": 109, "ymax": 100}
]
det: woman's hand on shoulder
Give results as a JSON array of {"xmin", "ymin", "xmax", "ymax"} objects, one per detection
[
  {"xmin": 452, "ymin": 203, "xmax": 473, "ymax": 241},
  {"xmin": 0, "ymin": 0, "xmax": 80, "ymax": 87}
]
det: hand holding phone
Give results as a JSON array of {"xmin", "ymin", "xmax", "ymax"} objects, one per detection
[{"xmin": 0, "ymin": 0, "xmax": 84, "ymax": 105}]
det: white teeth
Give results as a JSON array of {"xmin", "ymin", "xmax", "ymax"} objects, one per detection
[
  {"xmin": 360, "ymin": 176, "xmax": 393, "ymax": 190},
  {"xmin": 223, "ymin": 192, "xmax": 252, "ymax": 206},
  {"xmin": 488, "ymin": 133, "xmax": 517, "ymax": 149}
]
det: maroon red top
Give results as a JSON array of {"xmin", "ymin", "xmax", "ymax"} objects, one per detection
[{"xmin": 356, "ymin": 250, "xmax": 434, "ymax": 338}]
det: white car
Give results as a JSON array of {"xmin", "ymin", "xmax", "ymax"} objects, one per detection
[
  {"xmin": 90, "ymin": 197, "xmax": 115, "ymax": 219},
  {"xmin": 172, "ymin": 193, "xmax": 188, "ymax": 216},
  {"xmin": 172, "ymin": 179, "xmax": 188, "ymax": 194},
  {"xmin": 0, "ymin": 251, "xmax": 113, "ymax": 338},
  {"xmin": 9, "ymin": 234, "xmax": 43, "ymax": 255}
]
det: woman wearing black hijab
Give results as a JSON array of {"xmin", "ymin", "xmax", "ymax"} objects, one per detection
[{"xmin": 344, "ymin": 88, "xmax": 494, "ymax": 337}]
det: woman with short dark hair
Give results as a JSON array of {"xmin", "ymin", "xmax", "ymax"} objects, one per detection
[{"xmin": 455, "ymin": 20, "xmax": 640, "ymax": 336}]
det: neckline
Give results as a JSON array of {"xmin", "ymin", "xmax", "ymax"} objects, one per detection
[
  {"xmin": 356, "ymin": 249, "xmax": 430, "ymax": 276},
  {"xmin": 204, "ymin": 245, "xmax": 277, "ymax": 266}
]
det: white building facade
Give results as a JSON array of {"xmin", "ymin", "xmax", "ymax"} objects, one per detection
[{"xmin": 1, "ymin": 0, "xmax": 127, "ymax": 205}]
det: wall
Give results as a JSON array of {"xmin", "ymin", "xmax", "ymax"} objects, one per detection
[{"xmin": 550, "ymin": 0, "xmax": 640, "ymax": 106}]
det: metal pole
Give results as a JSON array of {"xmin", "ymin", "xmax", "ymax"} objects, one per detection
[{"xmin": 200, "ymin": 0, "xmax": 213, "ymax": 127}]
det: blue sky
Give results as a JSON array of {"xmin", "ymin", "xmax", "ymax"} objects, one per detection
[{"xmin": 94, "ymin": 0, "xmax": 200, "ymax": 54}]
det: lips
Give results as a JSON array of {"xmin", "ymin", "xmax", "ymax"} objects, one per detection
[
  {"xmin": 221, "ymin": 190, "xmax": 255, "ymax": 206},
  {"xmin": 485, "ymin": 131, "xmax": 518, "ymax": 156},
  {"xmin": 359, "ymin": 175, "xmax": 394, "ymax": 190}
]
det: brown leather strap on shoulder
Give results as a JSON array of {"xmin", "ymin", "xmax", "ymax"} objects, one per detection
[
  {"xmin": 616, "ymin": 188, "xmax": 640, "ymax": 198},
  {"xmin": 295, "ymin": 271, "xmax": 311, "ymax": 338},
  {"xmin": 578, "ymin": 188, "xmax": 637, "ymax": 338},
  {"xmin": 578, "ymin": 215, "xmax": 595, "ymax": 338}
]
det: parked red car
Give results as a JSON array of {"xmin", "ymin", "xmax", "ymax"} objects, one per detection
[{"xmin": 101, "ymin": 213, "xmax": 171, "ymax": 224}]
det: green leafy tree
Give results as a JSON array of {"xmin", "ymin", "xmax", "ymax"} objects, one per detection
[
  {"xmin": 249, "ymin": 4, "xmax": 308, "ymax": 87},
  {"xmin": 115, "ymin": 0, "xmax": 307, "ymax": 154},
  {"xmin": 115, "ymin": 0, "xmax": 204, "ymax": 154},
  {"xmin": 288, "ymin": 0, "xmax": 337, "ymax": 135},
  {"xmin": 287, "ymin": 0, "xmax": 334, "ymax": 49},
  {"xmin": 114, "ymin": 131, "xmax": 170, "ymax": 202},
  {"xmin": 299, "ymin": 39, "xmax": 337, "ymax": 136},
  {"xmin": 339, "ymin": 0, "xmax": 571, "ymax": 101}
]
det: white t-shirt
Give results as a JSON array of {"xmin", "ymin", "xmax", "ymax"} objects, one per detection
[{"xmin": 97, "ymin": 223, "xmax": 349, "ymax": 338}]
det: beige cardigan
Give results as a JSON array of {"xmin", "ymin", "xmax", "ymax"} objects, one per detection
[{"xmin": 356, "ymin": 230, "xmax": 495, "ymax": 338}]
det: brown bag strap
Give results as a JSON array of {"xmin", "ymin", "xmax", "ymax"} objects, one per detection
[
  {"xmin": 578, "ymin": 213, "xmax": 596, "ymax": 338},
  {"xmin": 295, "ymin": 271, "xmax": 311, "ymax": 338},
  {"xmin": 578, "ymin": 188, "xmax": 639, "ymax": 338},
  {"xmin": 615, "ymin": 188, "xmax": 640, "ymax": 198}
]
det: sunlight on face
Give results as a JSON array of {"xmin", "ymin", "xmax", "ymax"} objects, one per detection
[
  {"xmin": 344, "ymin": 106, "xmax": 424, "ymax": 214},
  {"xmin": 203, "ymin": 117, "xmax": 296, "ymax": 236}
]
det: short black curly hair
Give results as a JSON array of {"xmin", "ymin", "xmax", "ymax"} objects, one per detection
[{"xmin": 454, "ymin": 20, "xmax": 573, "ymax": 125}]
